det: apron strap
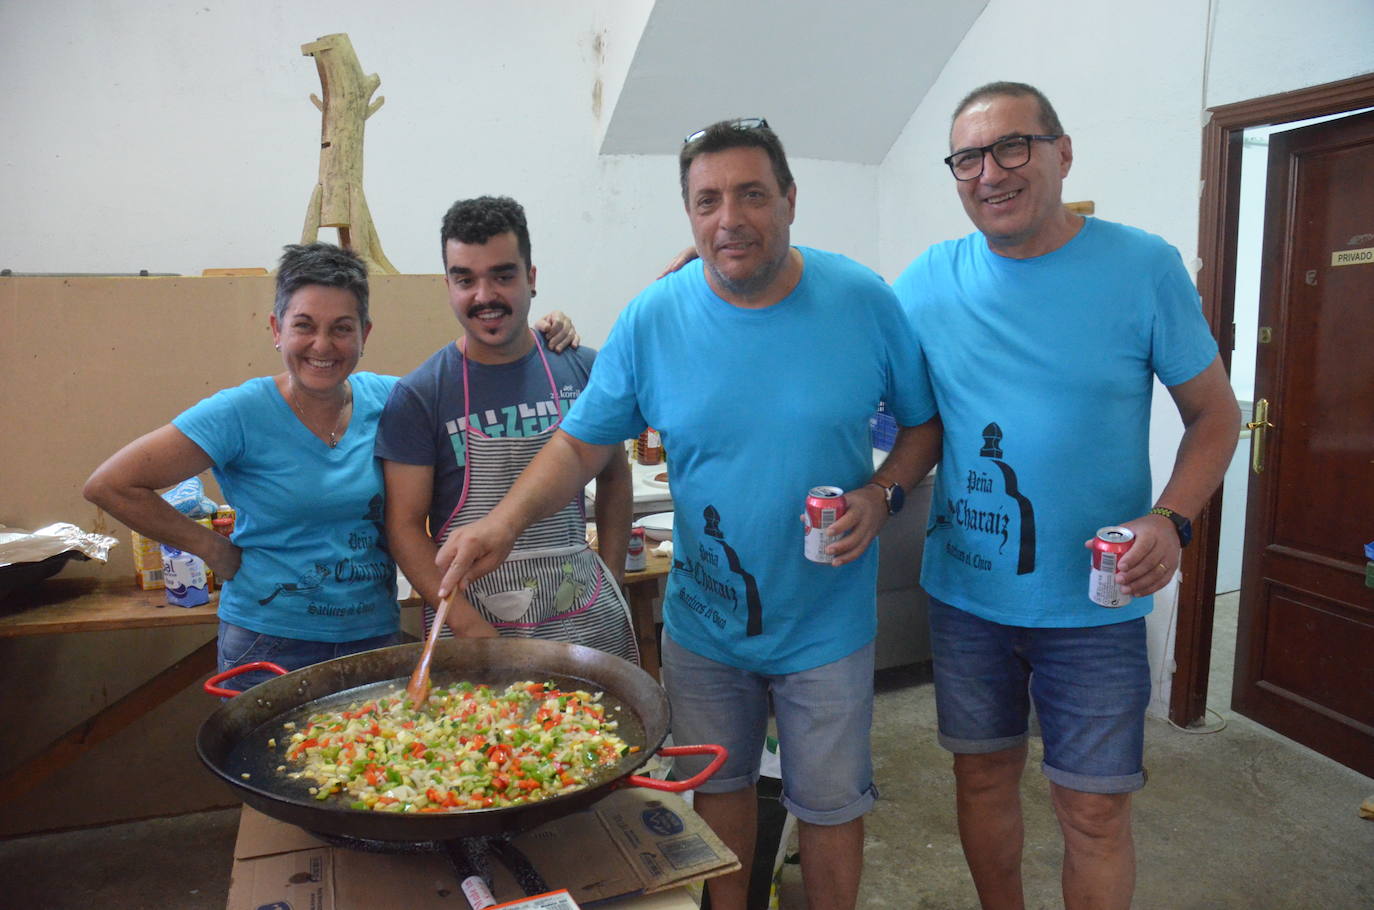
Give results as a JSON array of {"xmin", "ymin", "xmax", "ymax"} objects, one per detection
[{"xmin": 438, "ymin": 331, "xmax": 563, "ymax": 542}]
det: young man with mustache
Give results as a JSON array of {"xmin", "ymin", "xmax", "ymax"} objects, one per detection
[{"xmin": 375, "ymin": 195, "xmax": 637, "ymax": 659}]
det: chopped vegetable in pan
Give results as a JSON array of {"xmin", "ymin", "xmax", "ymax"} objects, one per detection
[{"xmin": 279, "ymin": 681, "xmax": 635, "ymax": 813}]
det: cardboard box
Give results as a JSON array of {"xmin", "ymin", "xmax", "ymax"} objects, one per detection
[
  {"xmin": 227, "ymin": 788, "xmax": 737, "ymax": 910},
  {"xmin": 491, "ymin": 891, "xmax": 579, "ymax": 909},
  {"xmin": 130, "ymin": 530, "xmax": 163, "ymax": 590}
]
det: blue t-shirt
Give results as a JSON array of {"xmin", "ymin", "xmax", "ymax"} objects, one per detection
[
  {"xmin": 172, "ymin": 372, "xmax": 399, "ymax": 641},
  {"xmin": 561, "ymin": 247, "xmax": 937, "ymax": 674},
  {"xmin": 892, "ymin": 217, "xmax": 1218, "ymax": 627},
  {"xmin": 373, "ymin": 335, "xmax": 596, "ymax": 533}
]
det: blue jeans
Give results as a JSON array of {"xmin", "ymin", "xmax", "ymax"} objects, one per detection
[
  {"xmin": 215, "ymin": 621, "xmax": 405, "ymax": 694},
  {"xmin": 928, "ymin": 597, "xmax": 1150, "ymax": 794},
  {"xmin": 660, "ymin": 633, "xmax": 877, "ymax": 825}
]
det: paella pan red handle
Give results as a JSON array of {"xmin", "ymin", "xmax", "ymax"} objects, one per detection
[
  {"xmin": 204, "ymin": 660, "xmax": 288, "ymax": 697},
  {"xmin": 626, "ymin": 744, "xmax": 728, "ymax": 792}
]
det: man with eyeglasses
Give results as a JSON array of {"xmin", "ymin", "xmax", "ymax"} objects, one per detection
[
  {"xmin": 892, "ymin": 82, "xmax": 1240, "ymax": 909},
  {"xmin": 435, "ymin": 118, "xmax": 942, "ymax": 910}
]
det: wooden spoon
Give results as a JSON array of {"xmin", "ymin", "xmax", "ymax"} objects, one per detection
[{"xmin": 405, "ymin": 594, "xmax": 451, "ymax": 707}]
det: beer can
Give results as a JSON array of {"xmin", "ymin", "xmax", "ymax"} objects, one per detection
[
  {"xmin": 803, "ymin": 486, "xmax": 847, "ymax": 564},
  {"xmin": 626, "ymin": 526, "xmax": 647, "ymax": 572},
  {"xmin": 1089, "ymin": 526, "xmax": 1134, "ymax": 607}
]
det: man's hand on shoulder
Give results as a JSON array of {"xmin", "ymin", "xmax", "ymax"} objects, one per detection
[
  {"xmin": 657, "ymin": 247, "xmax": 698, "ymax": 280},
  {"xmin": 1089, "ymin": 511, "xmax": 1181, "ymax": 597},
  {"xmin": 821, "ymin": 483, "xmax": 888, "ymax": 567},
  {"xmin": 535, "ymin": 310, "xmax": 580, "ymax": 352}
]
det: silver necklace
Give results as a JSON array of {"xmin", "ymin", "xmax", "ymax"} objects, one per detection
[{"xmin": 288, "ymin": 379, "xmax": 352, "ymax": 447}]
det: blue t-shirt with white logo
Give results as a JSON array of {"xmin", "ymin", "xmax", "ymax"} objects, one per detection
[
  {"xmin": 561, "ymin": 247, "xmax": 937, "ymax": 674},
  {"xmin": 892, "ymin": 218, "xmax": 1218, "ymax": 627},
  {"xmin": 173, "ymin": 372, "xmax": 399, "ymax": 641}
]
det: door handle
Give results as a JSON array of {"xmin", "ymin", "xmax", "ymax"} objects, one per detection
[{"xmin": 1246, "ymin": 398, "xmax": 1274, "ymax": 473}]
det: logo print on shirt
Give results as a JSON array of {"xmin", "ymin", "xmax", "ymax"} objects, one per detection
[
  {"xmin": 258, "ymin": 562, "xmax": 329, "ymax": 604},
  {"xmin": 445, "ymin": 395, "xmax": 575, "ymax": 466},
  {"xmin": 671, "ymin": 505, "xmax": 764, "ymax": 636},
  {"xmin": 929, "ymin": 422, "xmax": 1037, "ymax": 575}
]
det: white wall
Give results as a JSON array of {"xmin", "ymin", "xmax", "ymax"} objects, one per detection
[
  {"xmin": 877, "ymin": 0, "xmax": 1209, "ymax": 280},
  {"xmin": 876, "ymin": 0, "xmax": 1374, "ymax": 715},
  {"xmin": 1214, "ymin": 135, "xmax": 1268, "ymax": 593},
  {"xmin": 0, "ymin": 0, "xmax": 878, "ymax": 348},
  {"xmin": 1205, "ymin": 0, "xmax": 1374, "ymax": 108}
]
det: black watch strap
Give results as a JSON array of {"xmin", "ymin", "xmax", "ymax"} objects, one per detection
[
  {"xmin": 1149, "ymin": 507, "xmax": 1193, "ymax": 547},
  {"xmin": 870, "ymin": 480, "xmax": 905, "ymax": 515}
]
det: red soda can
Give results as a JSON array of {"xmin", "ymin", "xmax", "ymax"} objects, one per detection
[
  {"xmin": 803, "ymin": 486, "xmax": 847, "ymax": 564},
  {"xmin": 1089, "ymin": 526, "xmax": 1134, "ymax": 607},
  {"xmin": 626, "ymin": 526, "xmax": 647, "ymax": 572}
]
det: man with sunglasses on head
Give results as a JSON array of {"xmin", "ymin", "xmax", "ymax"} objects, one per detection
[
  {"xmin": 892, "ymin": 82, "xmax": 1240, "ymax": 909},
  {"xmin": 435, "ymin": 118, "xmax": 941, "ymax": 910}
]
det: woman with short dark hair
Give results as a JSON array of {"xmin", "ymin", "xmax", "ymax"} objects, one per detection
[{"xmin": 85, "ymin": 243, "xmax": 577, "ymax": 692}]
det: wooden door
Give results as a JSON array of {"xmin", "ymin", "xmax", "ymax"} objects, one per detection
[{"xmin": 1232, "ymin": 110, "xmax": 1374, "ymax": 776}]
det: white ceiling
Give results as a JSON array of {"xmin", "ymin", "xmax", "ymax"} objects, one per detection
[{"xmin": 599, "ymin": 0, "xmax": 988, "ymax": 164}]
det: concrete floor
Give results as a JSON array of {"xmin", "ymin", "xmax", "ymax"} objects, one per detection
[{"xmin": 3, "ymin": 593, "xmax": 1372, "ymax": 909}]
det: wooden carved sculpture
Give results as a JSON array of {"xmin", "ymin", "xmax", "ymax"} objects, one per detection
[{"xmin": 300, "ymin": 33, "xmax": 397, "ymax": 274}]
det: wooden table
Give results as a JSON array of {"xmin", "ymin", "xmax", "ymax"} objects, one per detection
[
  {"xmin": 0, "ymin": 576, "xmax": 220, "ymax": 638},
  {"xmin": 620, "ymin": 548, "xmax": 671, "ymax": 679},
  {"xmin": 0, "ymin": 556, "xmax": 670, "ymax": 803},
  {"xmin": 0, "ymin": 577, "xmax": 221, "ymax": 803}
]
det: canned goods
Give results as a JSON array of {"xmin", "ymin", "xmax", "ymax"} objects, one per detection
[
  {"xmin": 213, "ymin": 506, "xmax": 236, "ymax": 538},
  {"xmin": 459, "ymin": 874, "xmax": 496, "ymax": 909},
  {"xmin": 1089, "ymin": 526, "xmax": 1134, "ymax": 607},
  {"xmin": 626, "ymin": 526, "xmax": 647, "ymax": 572},
  {"xmin": 803, "ymin": 486, "xmax": 847, "ymax": 564}
]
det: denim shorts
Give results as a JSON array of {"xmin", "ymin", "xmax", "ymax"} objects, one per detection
[
  {"xmin": 659, "ymin": 633, "xmax": 877, "ymax": 825},
  {"xmin": 927, "ymin": 597, "xmax": 1150, "ymax": 794},
  {"xmin": 216, "ymin": 621, "xmax": 405, "ymax": 694}
]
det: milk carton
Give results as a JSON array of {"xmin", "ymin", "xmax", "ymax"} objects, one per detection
[{"xmin": 161, "ymin": 545, "xmax": 210, "ymax": 606}]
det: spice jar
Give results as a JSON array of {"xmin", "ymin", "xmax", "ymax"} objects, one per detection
[{"xmin": 637, "ymin": 428, "xmax": 663, "ymax": 465}]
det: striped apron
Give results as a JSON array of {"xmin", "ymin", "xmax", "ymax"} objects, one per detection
[{"xmin": 424, "ymin": 333, "xmax": 639, "ymax": 664}]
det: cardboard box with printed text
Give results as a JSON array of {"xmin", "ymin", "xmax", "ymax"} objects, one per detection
[{"xmin": 226, "ymin": 787, "xmax": 737, "ymax": 910}]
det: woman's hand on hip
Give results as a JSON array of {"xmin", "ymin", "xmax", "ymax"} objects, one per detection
[{"xmin": 206, "ymin": 538, "xmax": 243, "ymax": 583}]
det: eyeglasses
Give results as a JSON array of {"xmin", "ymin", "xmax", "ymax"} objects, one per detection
[
  {"xmin": 943, "ymin": 134, "xmax": 1062, "ymax": 180},
  {"xmin": 684, "ymin": 117, "xmax": 770, "ymax": 145}
]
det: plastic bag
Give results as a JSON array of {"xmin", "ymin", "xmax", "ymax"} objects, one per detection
[{"xmin": 163, "ymin": 477, "xmax": 219, "ymax": 518}]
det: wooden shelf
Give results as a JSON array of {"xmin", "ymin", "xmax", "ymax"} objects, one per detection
[{"xmin": 0, "ymin": 577, "xmax": 219, "ymax": 638}]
